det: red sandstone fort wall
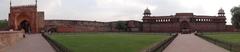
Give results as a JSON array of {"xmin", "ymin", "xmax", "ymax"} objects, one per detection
[
  {"xmin": 44, "ymin": 20, "xmax": 142, "ymax": 32},
  {"xmin": 45, "ymin": 20, "xmax": 113, "ymax": 32},
  {"xmin": 225, "ymin": 25, "xmax": 239, "ymax": 32}
]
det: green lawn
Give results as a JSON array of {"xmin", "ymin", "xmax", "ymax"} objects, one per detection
[
  {"xmin": 50, "ymin": 32, "xmax": 170, "ymax": 52},
  {"xmin": 204, "ymin": 32, "xmax": 240, "ymax": 44}
]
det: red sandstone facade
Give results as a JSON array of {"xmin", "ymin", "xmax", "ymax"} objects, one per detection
[
  {"xmin": 8, "ymin": 5, "xmax": 44, "ymax": 33},
  {"xmin": 142, "ymin": 8, "xmax": 226, "ymax": 33}
]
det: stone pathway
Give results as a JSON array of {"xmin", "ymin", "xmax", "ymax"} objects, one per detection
[
  {"xmin": 4, "ymin": 34, "xmax": 55, "ymax": 52},
  {"xmin": 163, "ymin": 33, "xmax": 229, "ymax": 52}
]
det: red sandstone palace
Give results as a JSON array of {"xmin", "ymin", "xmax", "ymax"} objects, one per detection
[
  {"xmin": 8, "ymin": 0, "xmax": 236, "ymax": 33},
  {"xmin": 142, "ymin": 8, "xmax": 226, "ymax": 33}
]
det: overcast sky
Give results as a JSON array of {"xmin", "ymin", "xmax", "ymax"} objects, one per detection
[{"xmin": 0, "ymin": 0, "xmax": 240, "ymax": 25}]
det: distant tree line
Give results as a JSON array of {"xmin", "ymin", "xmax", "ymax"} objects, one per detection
[
  {"xmin": 231, "ymin": 5, "xmax": 240, "ymax": 30},
  {"xmin": 0, "ymin": 19, "xmax": 8, "ymax": 28},
  {"xmin": 115, "ymin": 21, "xmax": 128, "ymax": 31}
]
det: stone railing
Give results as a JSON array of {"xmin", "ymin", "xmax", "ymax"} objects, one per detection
[{"xmin": 0, "ymin": 31, "xmax": 24, "ymax": 50}]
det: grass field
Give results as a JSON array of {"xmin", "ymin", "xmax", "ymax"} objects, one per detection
[
  {"xmin": 204, "ymin": 32, "xmax": 240, "ymax": 44},
  {"xmin": 50, "ymin": 32, "xmax": 170, "ymax": 52}
]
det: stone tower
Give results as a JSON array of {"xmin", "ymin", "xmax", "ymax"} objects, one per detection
[
  {"xmin": 143, "ymin": 8, "xmax": 151, "ymax": 16},
  {"xmin": 218, "ymin": 8, "xmax": 225, "ymax": 16}
]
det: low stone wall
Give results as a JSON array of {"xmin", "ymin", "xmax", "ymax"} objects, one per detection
[{"xmin": 0, "ymin": 31, "xmax": 24, "ymax": 49}]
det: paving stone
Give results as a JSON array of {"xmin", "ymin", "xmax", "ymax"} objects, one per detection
[
  {"xmin": 163, "ymin": 33, "xmax": 229, "ymax": 52},
  {"xmin": 4, "ymin": 34, "xmax": 55, "ymax": 52}
]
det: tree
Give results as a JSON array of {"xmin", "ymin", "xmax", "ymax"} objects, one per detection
[
  {"xmin": 0, "ymin": 20, "xmax": 8, "ymax": 28},
  {"xmin": 115, "ymin": 21, "xmax": 128, "ymax": 31},
  {"xmin": 231, "ymin": 5, "xmax": 240, "ymax": 29}
]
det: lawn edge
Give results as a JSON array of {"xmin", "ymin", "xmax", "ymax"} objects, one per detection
[{"xmin": 142, "ymin": 33, "xmax": 178, "ymax": 52}]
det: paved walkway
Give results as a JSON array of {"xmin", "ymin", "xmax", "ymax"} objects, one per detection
[
  {"xmin": 163, "ymin": 33, "xmax": 229, "ymax": 52},
  {"xmin": 4, "ymin": 34, "xmax": 55, "ymax": 52}
]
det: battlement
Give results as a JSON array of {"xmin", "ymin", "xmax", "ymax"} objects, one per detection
[
  {"xmin": 176, "ymin": 13, "xmax": 194, "ymax": 16},
  {"xmin": 11, "ymin": 5, "xmax": 36, "ymax": 9}
]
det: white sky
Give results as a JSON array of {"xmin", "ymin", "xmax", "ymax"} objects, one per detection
[{"xmin": 0, "ymin": 0, "xmax": 240, "ymax": 25}]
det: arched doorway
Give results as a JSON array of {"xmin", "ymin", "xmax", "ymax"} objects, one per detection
[
  {"xmin": 180, "ymin": 21, "xmax": 191, "ymax": 34},
  {"xmin": 19, "ymin": 20, "xmax": 31, "ymax": 33}
]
